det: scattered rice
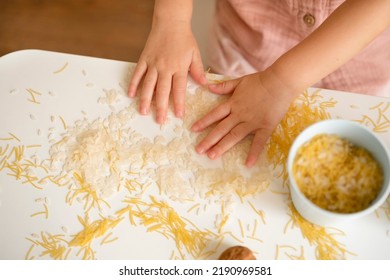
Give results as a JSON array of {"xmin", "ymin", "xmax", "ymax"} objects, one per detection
[{"xmin": 47, "ymin": 86, "xmax": 271, "ymax": 206}]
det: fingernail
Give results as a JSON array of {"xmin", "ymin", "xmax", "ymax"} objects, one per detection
[
  {"xmin": 176, "ymin": 110, "xmax": 184, "ymax": 119},
  {"xmin": 140, "ymin": 107, "xmax": 148, "ymax": 115},
  {"xmin": 246, "ymin": 156, "xmax": 256, "ymax": 168},
  {"xmin": 196, "ymin": 146, "xmax": 204, "ymax": 154},
  {"xmin": 246, "ymin": 160, "xmax": 255, "ymax": 168},
  {"xmin": 208, "ymin": 84, "xmax": 217, "ymax": 90},
  {"xmin": 157, "ymin": 115, "xmax": 166, "ymax": 124},
  {"xmin": 191, "ymin": 124, "xmax": 199, "ymax": 132},
  {"xmin": 128, "ymin": 86, "xmax": 136, "ymax": 97},
  {"xmin": 208, "ymin": 151, "xmax": 216, "ymax": 160}
]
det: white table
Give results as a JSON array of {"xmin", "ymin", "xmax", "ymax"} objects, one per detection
[{"xmin": 0, "ymin": 50, "xmax": 389, "ymax": 260}]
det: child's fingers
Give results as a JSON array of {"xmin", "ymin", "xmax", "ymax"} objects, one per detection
[
  {"xmin": 245, "ymin": 130, "xmax": 270, "ymax": 168},
  {"xmin": 139, "ymin": 68, "xmax": 158, "ymax": 115},
  {"xmin": 155, "ymin": 72, "xmax": 173, "ymax": 124},
  {"xmin": 189, "ymin": 51, "xmax": 207, "ymax": 86},
  {"xmin": 172, "ymin": 71, "xmax": 188, "ymax": 118},
  {"xmin": 128, "ymin": 61, "xmax": 147, "ymax": 98},
  {"xmin": 205, "ymin": 122, "xmax": 252, "ymax": 160},
  {"xmin": 191, "ymin": 102, "xmax": 231, "ymax": 133},
  {"xmin": 195, "ymin": 114, "xmax": 239, "ymax": 155},
  {"xmin": 208, "ymin": 78, "xmax": 240, "ymax": 95}
]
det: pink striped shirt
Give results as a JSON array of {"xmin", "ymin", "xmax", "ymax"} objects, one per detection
[{"xmin": 206, "ymin": 0, "xmax": 390, "ymax": 96}]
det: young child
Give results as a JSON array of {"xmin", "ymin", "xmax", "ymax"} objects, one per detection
[{"xmin": 128, "ymin": 0, "xmax": 390, "ymax": 167}]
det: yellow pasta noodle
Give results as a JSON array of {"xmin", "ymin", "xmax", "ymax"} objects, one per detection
[{"xmin": 293, "ymin": 134, "xmax": 383, "ymax": 213}]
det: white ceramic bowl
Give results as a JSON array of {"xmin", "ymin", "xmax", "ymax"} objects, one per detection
[{"xmin": 287, "ymin": 119, "xmax": 390, "ymax": 227}]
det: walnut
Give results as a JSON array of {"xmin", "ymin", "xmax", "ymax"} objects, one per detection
[{"xmin": 218, "ymin": 245, "xmax": 256, "ymax": 260}]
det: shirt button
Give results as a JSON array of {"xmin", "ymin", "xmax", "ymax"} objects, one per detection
[{"xmin": 303, "ymin": 13, "xmax": 315, "ymax": 27}]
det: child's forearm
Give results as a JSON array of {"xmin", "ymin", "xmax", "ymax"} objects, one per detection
[
  {"xmin": 269, "ymin": 0, "xmax": 390, "ymax": 95},
  {"xmin": 153, "ymin": 0, "xmax": 193, "ymax": 25}
]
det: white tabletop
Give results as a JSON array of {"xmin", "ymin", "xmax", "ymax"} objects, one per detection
[{"xmin": 0, "ymin": 50, "xmax": 389, "ymax": 260}]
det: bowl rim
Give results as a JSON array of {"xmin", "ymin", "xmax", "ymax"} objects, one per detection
[{"xmin": 287, "ymin": 119, "xmax": 390, "ymax": 220}]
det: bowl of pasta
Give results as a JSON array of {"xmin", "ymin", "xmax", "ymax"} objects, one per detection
[{"xmin": 287, "ymin": 119, "xmax": 390, "ymax": 226}]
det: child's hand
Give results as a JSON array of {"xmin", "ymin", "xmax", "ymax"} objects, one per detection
[
  {"xmin": 191, "ymin": 71, "xmax": 296, "ymax": 168},
  {"xmin": 128, "ymin": 22, "xmax": 207, "ymax": 124}
]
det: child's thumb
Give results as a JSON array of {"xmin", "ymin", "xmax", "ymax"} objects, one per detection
[
  {"xmin": 208, "ymin": 78, "xmax": 239, "ymax": 95},
  {"xmin": 189, "ymin": 52, "xmax": 207, "ymax": 86}
]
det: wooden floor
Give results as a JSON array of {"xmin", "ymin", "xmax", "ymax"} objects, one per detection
[{"xmin": 0, "ymin": 0, "xmax": 154, "ymax": 62}]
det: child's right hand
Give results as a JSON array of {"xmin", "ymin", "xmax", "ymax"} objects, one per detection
[{"xmin": 128, "ymin": 19, "xmax": 207, "ymax": 124}]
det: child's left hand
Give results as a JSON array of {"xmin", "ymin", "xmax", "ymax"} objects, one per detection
[{"xmin": 191, "ymin": 71, "xmax": 296, "ymax": 167}]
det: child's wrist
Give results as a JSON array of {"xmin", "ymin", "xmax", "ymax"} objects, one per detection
[
  {"xmin": 259, "ymin": 67, "xmax": 302, "ymax": 102},
  {"xmin": 153, "ymin": 0, "xmax": 193, "ymax": 25}
]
